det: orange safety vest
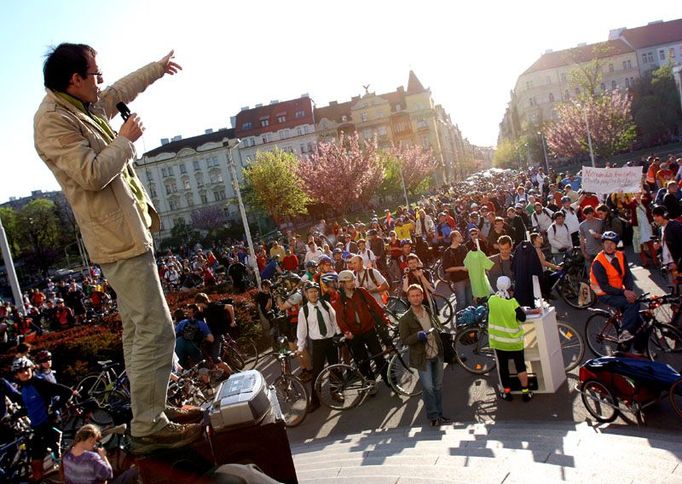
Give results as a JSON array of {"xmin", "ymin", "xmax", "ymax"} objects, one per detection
[{"xmin": 589, "ymin": 251, "xmax": 625, "ymax": 296}]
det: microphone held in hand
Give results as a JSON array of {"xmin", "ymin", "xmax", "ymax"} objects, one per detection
[{"xmin": 116, "ymin": 102, "xmax": 131, "ymax": 121}]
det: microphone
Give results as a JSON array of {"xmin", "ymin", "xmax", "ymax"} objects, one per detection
[{"xmin": 116, "ymin": 102, "xmax": 131, "ymax": 121}]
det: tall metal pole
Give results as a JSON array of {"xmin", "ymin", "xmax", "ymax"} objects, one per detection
[
  {"xmin": 583, "ymin": 109, "xmax": 596, "ymax": 168},
  {"xmin": 538, "ymin": 132, "xmax": 550, "ymax": 172},
  {"xmin": 0, "ymin": 216, "xmax": 25, "ymax": 315},
  {"xmin": 399, "ymin": 164, "xmax": 409, "ymax": 208},
  {"xmin": 224, "ymin": 141, "xmax": 261, "ymax": 289}
]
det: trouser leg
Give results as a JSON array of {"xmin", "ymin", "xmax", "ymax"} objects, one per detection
[{"xmin": 100, "ymin": 251, "xmax": 175, "ymax": 437}]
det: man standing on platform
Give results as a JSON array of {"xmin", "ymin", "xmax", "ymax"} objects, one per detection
[{"xmin": 34, "ymin": 44, "xmax": 201, "ymax": 454}]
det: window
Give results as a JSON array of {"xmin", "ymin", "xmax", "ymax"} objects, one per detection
[
  {"xmin": 193, "ymin": 159, "xmax": 200, "ymax": 171},
  {"xmin": 623, "ymin": 60, "xmax": 632, "ymax": 70},
  {"xmin": 165, "ymin": 181, "xmax": 177, "ymax": 195},
  {"xmin": 200, "ymin": 192, "xmax": 208, "ymax": 204},
  {"xmin": 659, "ymin": 50, "xmax": 665, "ymax": 61},
  {"xmin": 242, "ymin": 121, "xmax": 252, "ymax": 130},
  {"xmin": 261, "ymin": 134, "xmax": 269, "ymax": 144},
  {"xmin": 526, "ymin": 80, "xmax": 533, "ymax": 89},
  {"xmin": 361, "ymin": 112, "xmax": 368, "ymax": 122},
  {"xmin": 260, "ymin": 118, "xmax": 269, "ymax": 127},
  {"xmin": 378, "ymin": 126, "xmax": 387, "ymax": 136},
  {"xmin": 169, "ymin": 199, "xmax": 178, "ymax": 210},
  {"xmin": 549, "ymin": 92, "xmax": 555, "ymax": 102},
  {"xmin": 277, "ymin": 115, "xmax": 286, "ymax": 123},
  {"xmin": 195, "ymin": 173, "xmax": 204, "ymax": 187},
  {"xmin": 625, "ymin": 78, "xmax": 630, "ymax": 88},
  {"xmin": 185, "ymin": 193, "xmax": 194, "ymax": 207},
  {"xmin": 280, "ymin": 129, "xmax": 289, "ymax": 140},
  {"xmin": 179, "ymin": 163, "xmax": 186, "ymax": 174},
  {"xmin": 529, "ymin": 97, "xmax": 537, "ymax": 107},
  {"xmin": 611, "ymin": 80, "xmax": 617, "ymax": 89},
  {"xmin": 303, "ymin": 125, "xmax": 310, "ymax": 134},
  {"xmin": 295, "ymin": 110, "xmax": 305, "ymax": 118},
  {"xmin": 149, "ymin": 183, "xmax": 157, "ymax": 198},
  {"xmin": 416, "ymin": 119, "xmax": 428, "ymax": 129},
  {"xmin": 183, "ymin": 178, "xmax": 191, "ymax": 190},
  {"xmin": 209, "ymin": 172, "xmax": 223, "ymax": 183},
  {"xmin": 214, "ymin": 189, "xmax": 226, "ymax": 201},
  {"xmin": 560, "ymin": 72, "xmax": 567, "ymax": 82},
  {"xmin": 642, "ymin": 53, "xmax": 648, "ymax": 63},
  {"xmin": 296, "ymin": 126, "xmax": 303, "ymax": 136},
  {"xmin": 646, "ymin": 52, "xmax": 654, "ymax": 63},
  {"xmin": 168, "ymin": 166, "xmax": 174, "ymax": 176},
  {"xmin": 307, "ymin": 142, "xmax": 314, "ymax": 153},
  {"xmin": 206, "ymin": 156, "xmax": 219, "ymax": 168},
  {"xmin": 161, "ymin": 167, "xmax": 168, "ymax": 177},
  {"xmin": 608, "ymin": 63, "xmax": 614, "ymax": 73},
  {"xmin": 670, "ymin": 48, "xmax": 676, "ymax": 59},
  {"xmin": 564, "ymin": 90, "xmax": 570, "ymax": 100}
]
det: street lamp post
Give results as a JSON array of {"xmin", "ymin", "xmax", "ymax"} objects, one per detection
[
  {"xmin": 538, "ymin": 131, "xmax": 550, "ymax": 172},
  {"xmin": 577, "ymin": 103, "xmax": 596, "ymax": 168},
  {"xmin": 224, "ymin": 140, "xmax": 261, "ymax": 289},
  {"xmin": 0, "ymin": 216, "xmax": 25, "ymax": 315}
]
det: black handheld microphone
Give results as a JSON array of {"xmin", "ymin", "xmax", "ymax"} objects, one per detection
[{"xmin": 116, "ymin": 102, "xmax": 131, "ymax": 121}]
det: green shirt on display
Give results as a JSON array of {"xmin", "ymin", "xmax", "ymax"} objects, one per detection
[{"xmin": 463, "ymin": 250, "xmax": 493, "ymax": 298}]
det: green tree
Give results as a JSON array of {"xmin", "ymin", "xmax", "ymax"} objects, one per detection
[
  {"xmin": 242, "ymin": 149, "xmax": 310, "ymax": 224},
  {"xmin": 15, "ymin": 199, "xmax": 63, "ymax": 275},
  {"xmin": 493, "ymin": 139, "xmax": 518, "ymax": 168},
  {"xmin": 0, "ymin": 207, "xmax": 19, "ymax": 254},
  {"xmin": 631, "ymin": 64, "xmax": 682, "ymax": 147}
]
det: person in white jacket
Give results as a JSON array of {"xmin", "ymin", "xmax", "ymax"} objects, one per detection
[
  {"xmin": 559, "ymin": 196, "xmax": 581, "ymax": 245},
  {"xmin": 547, "ymin": 212, "xmax": 573, "ymax": 264},
  {"xmin": 415, "ymin": 209, "xmax": 435, "ymax": 239}
]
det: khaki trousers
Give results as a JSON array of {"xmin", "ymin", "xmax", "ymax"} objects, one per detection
[{"xmin": 100, "ymin": 250, "xmax": 175, "ymax": 437}]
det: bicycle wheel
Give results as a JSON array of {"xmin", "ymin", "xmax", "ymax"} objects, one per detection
[
  {"xmin": 431, "ymin": 293, "xmax": 454, "ymax": 326},
  {"xmin": 273, "ymin": 375, "xmax": 308, "ymax": 427},
  {"xmin": 559, "ymin": 269, "xmax": 596, "ymax": 309},
  {"xmin": 236, "ymin": 337, "xmax": 259, "ymax": 370},
  {"xmin": 387, "ymin": 348, "xmax": 422, "ymax": 397},
  {"xmin": 75, "ymin": 374, "xmax": 107, "ymax": 407},
  {"xmin": 223, "ymin": 346, "xmax": 246, "ymax": 372},
  {"xmin": 585, "ymin": 312, "xmax": 619, "ymax": 357},
  {"xmin": 648, "ymin": 323, "xmax": 682, "ymax": 371},
  {"xmin": 386, "ymin": 296, "xmax": 409, "ymax": 316},
  {"xmin": 669, "ymin": 377, "xmax": 682, "ymax": 419},
  {"xmin": 580, "ymin": 380, "xmax": 619, "ymax": 423},
  {"xmin": 454, "ymin": 326, "xmax": 496, "ymax": 375},
  {"xmin": 557, "ymin": 322, "xmax": 585, "ymax": 372},
  {"xmin": 314, "ymin": 364, "xmax": 368, "ymax": 410}
]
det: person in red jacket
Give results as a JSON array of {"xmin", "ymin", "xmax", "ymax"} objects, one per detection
[{"xmin": 333, "ymin": 270, "xmax": 390, "ymax": 390}]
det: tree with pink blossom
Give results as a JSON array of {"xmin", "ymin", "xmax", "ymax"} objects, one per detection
[
  {"xmin": 381, "ymin": 143, "xmax": 437, "ymax": 196},
  {"xmin": 297, "ymin": 132, "xmax": 382, "ymax": 213},
  {"xmin": 544, "ymin": 90, "xmax": 636, "ymax": 161}
]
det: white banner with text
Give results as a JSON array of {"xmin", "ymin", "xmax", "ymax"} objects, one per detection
[{"xmin": 581, "ymin": 166, "xmax": 643, "ymax": 194}]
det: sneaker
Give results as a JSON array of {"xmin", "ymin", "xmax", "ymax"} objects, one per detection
[
  {"xmin": 430, "ymin": 419, "xmax": 440, "ymax": 427},
  {"xmin": 165, "ymin": 406, "xmax": 205, "ymax": 424},
  {"xmin": 129, "ymin": 422, "xmax": 203, "ymax": 455},
  {"xmin": 522, "ymin": 391, "xmax": 534, "ymax": 402},
  {"xmin": 499, "ymin": 391, "xmax": 513, "ymax": 402},
  {"xmin": 618, "ymin": 330, "xmax": 634, "ymax": 343}
]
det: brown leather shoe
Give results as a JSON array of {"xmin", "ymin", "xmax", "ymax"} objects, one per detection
[
  {"xmin": 129, "ymin": 422, "xmax": 203, "ymax": 455},
  {"xmin": 165, "ymin": 405, "xmax": 205, "ymax": 424}
]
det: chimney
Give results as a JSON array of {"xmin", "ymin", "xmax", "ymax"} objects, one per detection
[
  {"xmin": 172, "ymin": 135, "xmax": 182, "ymax": 142},
  {"xmin": 544, "ymin": 49, "xmax": 553, "ymax": 54},
  {"xmin": 577, "ymin": 42, "xmax": 587, "ymax": 47},
  {"xmin": 397, "ymin": 86, "xmax": 405, "ymax": 93},
  {"xmin": 161, "ymin": 138, "xmax": 169, "ymax": 145},
  {"xmin": 329, "ymin": 101, "xmax": 338, "ymax": 106},
  {"xmin": 205, "ymin": 129, "xmax": 214, "ymax": 134},
  {"xmin": 270, "ymin": 100, "xmax": 279, "ymax": 105},
  {"xmin": 240, "ymin": 106, "xmax": 249, "ymax": 111},
  {"xmin": 301, "ymin": 93, "xmax": 309, "ymax": 98},
  {"xmin": 255, "ymin": 103, "xmax": 263, "ymax": 108}
]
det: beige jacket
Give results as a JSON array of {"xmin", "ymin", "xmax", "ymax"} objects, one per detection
[{"xmin": 34, "ymin": 62, "xmax": 164, "ymax": 264}]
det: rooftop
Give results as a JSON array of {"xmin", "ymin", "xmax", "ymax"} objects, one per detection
[{"xmin": 522, "ymin": 39, "xmax": 634, "ymax": 75}]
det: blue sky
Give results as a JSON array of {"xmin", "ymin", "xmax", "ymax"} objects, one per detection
[{"xmin": 1, "ymin": 0, "xmax": 677, "ymax": 202}]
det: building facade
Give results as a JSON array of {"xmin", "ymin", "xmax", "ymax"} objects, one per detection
[
  {"xmin": 315, "ymin": 71, "xmax": 468, "ymax": 184},
  {"xmin": 134, "ymin": 129, "xmax": 241, "ymax": 241}
]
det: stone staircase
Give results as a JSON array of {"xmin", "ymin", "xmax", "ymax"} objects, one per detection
[{"xmin": 291, "ymin": 421, "xmax": 682, "ymax": 483}]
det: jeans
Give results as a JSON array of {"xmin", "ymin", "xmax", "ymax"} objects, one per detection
[
  {"xmin": 598, "ymin": 294, "xmax": 647, "ymax": 351},
  {"xmin": 450, "ymin": 279, "xmax": 472, "ymax": 313},
  {"xmin": 417, "ymin": 357, "xmax": 444, "ymax": 420}
]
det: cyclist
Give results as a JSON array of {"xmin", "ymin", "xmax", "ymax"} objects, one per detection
[
  {"xmin": 35, "ymin": 350, "xmax": 57, "ymax": 384},
  {"xmin": 276, "ymin": 273, "xmax": 313, "ymax": 382},
  {"xmin": 589, "ymin": 231, "xmax": 646, "ymax": 352},
  {"xmin": 303, "ymin": 260, "xmax": 318, "ymax": 282},
  {"xmin": 12, "ymin": 356, "xmax": 74, "ymax": 482}
]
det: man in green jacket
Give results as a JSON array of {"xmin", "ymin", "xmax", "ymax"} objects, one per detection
[
  {"xmin": 34, "ymin": 44, "xmax": 201, "ymax": 454},
  {"xmin": 399, "ymin": 284, "xmax": 451, "ymax": 426}
]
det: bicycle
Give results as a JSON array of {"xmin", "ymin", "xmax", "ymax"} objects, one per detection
[
  {"xmin": 75, "ymin": 360, "xmax": 130, "ymax": 410},
  {"xmin": 0, "ymin": 403, "xmax": 32, "ymax": 482},
  {"xmin": 385, "ymin": 292, "xmax": 455, "ymax": 326},
  {"xmin": 220, "ymin": 334, "xmax": 260, "ymax": 372},
  {"xmin": 584, "ymin": 293, "xmax": 682, "ymax": 370},
  {"xmin": 167, "ymin": 361, "xmax": 214, "ymax": 408},
  {"xmin": 272, "ymin": 344, "xmax": 308, "ymax": 427},
  {"xmin": 314, "ymin": 333, "xmax": 422, "ymax": 410},
  {"xmin": 550, "ymin": 248, "xmax": 596, "ymax": 310},
  {"xmin": 454, "ymin": 317, "xmax": 585, "ymax": 374}
]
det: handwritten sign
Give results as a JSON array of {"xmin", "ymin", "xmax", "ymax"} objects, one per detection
[{"xmin": 581, "ymin": 166, "xmax": 643, "ymax": 194}]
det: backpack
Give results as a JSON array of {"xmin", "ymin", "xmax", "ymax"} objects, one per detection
[
  {"xmin": 182, "ymin": 319, "xmax": 201, "ymax": 342},
  {"xmin": 302, "ymin": 299, "xmax": 331, "ymax": 320}
]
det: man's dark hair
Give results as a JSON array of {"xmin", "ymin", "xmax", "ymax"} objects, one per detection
[
  {"xmin": 497, "ymin": 235, "xmax": 513, "ymax": 247},
  {"xmin": 652, "ymin": 205, "xmax": 669, "ymax": 218},
  {"xmin": 583, "ymin": 206, "xmax": 595, "ymax": 215},
  {"xmin": 43, "ymin": 43, "xmax": 97, "ymax": 92}
]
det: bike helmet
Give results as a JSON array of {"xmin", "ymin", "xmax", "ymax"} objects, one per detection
[
  {"xmin": 284, "ymin": 273, "xmax": 301, "ymax": 284},
  {"xmin": 317, "ymin": 256, "xmax": 333, "ymax": 266},
  {"xmin": 456, "ymin": 306, "xmax": 477, "ymax": 326},
  {"xmin": 305, "ymin": 260, "xmax": 318, "ymax": 269},
  {"xmin": 35, "ymin": 350, "xmax": 52, "ymax": 363},
  {"xmin": 11, "ymin": 357, "xmax": 34, "ymax": 373},
  {"xmin": 320, "ymin": 272, "xmax": 339, "ymax": 284},
  {"xmin": 474, "ymin": 305, "xmax": 488, "ymax": 323},
  {"xmin": 601, "ymin": 231, "xmax": 620, "ymax": 244},
  {"xmin": 337, "ymin": 270, "xmax": 355, "ymax": 283},
  {"xmin": 399, "ymin": 239, "xmax": 412, "ymax": 247},
  {"xmin": 561, "ymin": 196, "xmax": 571, "ymax": 203},
  {"xmin": 332, "ymin": 248, "xmax": 343, "ymax": 255},
  {"xmin": 304, "ymin": 281, "xmax": 320, "ymax": 292}
]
